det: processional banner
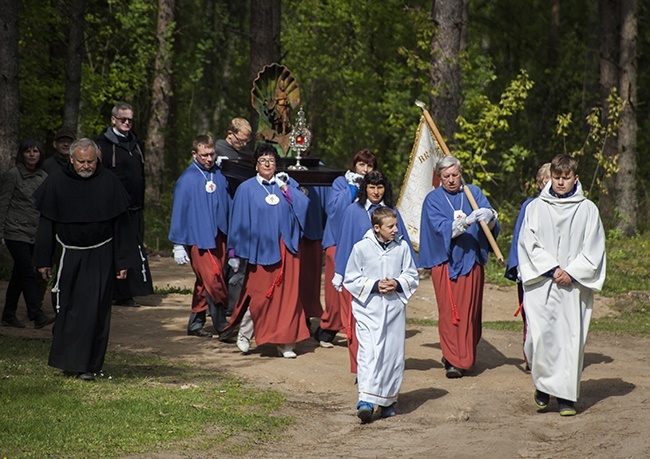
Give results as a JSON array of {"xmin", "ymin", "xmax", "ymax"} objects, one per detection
[{"xmin": 396, "ymin": 116, "xmax": 444, "ymax": 251}]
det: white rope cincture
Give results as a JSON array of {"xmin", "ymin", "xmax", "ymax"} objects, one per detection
[
  {"xmin": 53, "ymin": 234, "xmax": 113, "ymax": 313},
  {"xmin": 138, "ymin": 244, "xmax": 147, "ymax": 282}
]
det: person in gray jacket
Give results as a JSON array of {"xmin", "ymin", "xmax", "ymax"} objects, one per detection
[{"xmin": 0, "ymin": 139, "xmax": 54, "ymax": 328}]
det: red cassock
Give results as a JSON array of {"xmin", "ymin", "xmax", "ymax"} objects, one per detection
[
  {"xmin": 189, "ymin": 232, "xmax": 228, "ymax": 313},
  {"xmin": 225, "ymin": 240, "xmax": 310, "ymax": 345},
  {"xmin": 431, "ymin": 263, "xmax": 484, "ymax": 370}
]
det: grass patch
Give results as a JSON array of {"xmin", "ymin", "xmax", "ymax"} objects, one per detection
[
  {"xmin": 153, "ymin": 284, "xmax": 193, "ymax": 295},
  {"xmin": 408, "ymin": 313, "xmax": 650, "ymax": 337},
  {"xmin": 0, "ymin": 335, "xmax": 291, "ymax": 458},
  {"xmin": 484, "ymin": 230, "xmax": 650, "ymax": 295},
  {"xmin": 408, "ymin": 318, "xmax": 525, "ymax": 333},
  {"xmin": 590, "ymin": 311, "xmax": 650, "ymax": 335},
  {"xmin": 602, "ymin": 232, "xmax": 650, "ymax": 295}
]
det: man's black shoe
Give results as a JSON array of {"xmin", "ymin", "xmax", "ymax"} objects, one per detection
[
  {"xmin": 218, "ymin": 327, "xmax": 236, "ymax": 342},
  {"xmin": 442, "ymin": 357, "xmax": 463, "ymax": 379},
  {"xmin": 34, "ymin": 315, "xmax": 56, "ymax": 329},
  {"xmin": 78, "ymin": 372, "xmax": 95, "ymax": 381},
  {"xmin": 534, "ymin": 389, "xmax": 550, "ymax": 411},
  {"xmin": 187, "ymin": 328, "xmax": 213, "ymax": 338},
  {"xmin": 1, "ymin": 317, "xmax": 26, "ymax": 328}
]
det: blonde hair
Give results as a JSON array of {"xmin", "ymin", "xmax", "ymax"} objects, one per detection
[
  {"xmin": 228, "ymin": 118, "xmax": 251, "ymax": 134},
  {"xmin": 536, "ymin": 163, "xmax": 551, "ymax": 189}
]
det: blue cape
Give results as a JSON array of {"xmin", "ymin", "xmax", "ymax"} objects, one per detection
[
  {"xmin": 168, "ymin": 160, "xmax": 231, "ymax": 249},
  {"xmin": 504, "ymin": 197, "xmax": 535, "ymax": 281},
  {"xmin": 228, "ymin": 176, "xmax": 308, "ymax": 265},
  {"xmin": 322, "ymin": 176, "xmax": 355, "ymax": 248},
  {"xmin": 303, "ymin": 185, "xmax": 329, "ymax": 241}
]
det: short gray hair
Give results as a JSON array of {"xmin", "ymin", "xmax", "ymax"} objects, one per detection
[
  {"xmin": 436, "ymin": 156, "xmax": 462, "ymax": 175},
  {"xmin": 111, "ymin": 101, "xmax": 134, "ymax": 117},
  {"xmin": 70, "ymin": 138, "xmax": 99, "ymax": 157}
]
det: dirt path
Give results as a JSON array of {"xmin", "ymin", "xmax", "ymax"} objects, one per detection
[{"xmin": 3, "ymin": 254, "xmax": 649, "ymax": 458}]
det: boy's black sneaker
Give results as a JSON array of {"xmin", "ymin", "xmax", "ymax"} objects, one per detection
[
  {"xmin": 558, "ymin": 398, "xmax": 577, "ymax": 416},
  {"xmin": 534, "ymin": 390, "xmax": 550, "ymax": 411}
]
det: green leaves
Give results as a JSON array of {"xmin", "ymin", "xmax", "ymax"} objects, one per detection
[{"xmin": 454, "ymin": 63, "xmax": 534, "ymax": 188}]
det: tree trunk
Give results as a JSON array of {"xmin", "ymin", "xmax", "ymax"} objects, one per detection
[
  {"xmin": 62, "ymin": 0, "xmax": 86, "ymax": 132},
  {"xmin": 144, "ymin": 0, "xmax": 175, "ymax": 206},
  {"xmin": 0, "ymin": 0, "xmax": 20, "ymax": 174},
  {"xmin": 616, "ymin": 0, "xmax": 638, "ymax": 236},
  {"xmin": 429, "ymin": 0, "xmax": 464, "ymax": 145},
  {"xmin": 598, "ymin": 0, "xmax": 619, "ymax": 223},
  {"xmin": 249, "ymin": 0, "xmax": 281, "ymax": 133}
]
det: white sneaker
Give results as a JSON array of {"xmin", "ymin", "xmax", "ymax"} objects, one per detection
[
  {"xmin": 277, "ymin": 344, "xmax": 297, "ymax": 359},
  {"xmin": 236, "ymin": 332, "xmax": 250, "ymax": 353},
  {"xmin": 319, "ymin": 340, "xmax": 334, "ymax": 348}
]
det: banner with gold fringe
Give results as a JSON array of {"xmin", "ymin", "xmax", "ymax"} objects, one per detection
[{"xmin": 396, "ymin": 115, "xmax": 444, "ymax": 251}]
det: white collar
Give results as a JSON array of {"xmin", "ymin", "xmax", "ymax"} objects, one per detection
[
  {"xmin": 256, "ymin": 174, "xmax": 276, "ymax": 185},
  {"xmin": 364, "ymin": 200, "xmax": 384, "ymax": 210},
  {"xmin": 112, "ymin": 127, "xmax": 127, "ymax": 138}
]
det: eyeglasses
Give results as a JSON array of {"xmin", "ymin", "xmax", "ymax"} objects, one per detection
[
  {"xmin": 115, "ymin": 117, "xmax": 133, "ymax": 124},
  {"xmin": 232, "ymin": 132, "xmax": 251, "ymax": 144},
  {"xmin": 257, "ymin": 158, "xmax": 276, "ymax": 165}
]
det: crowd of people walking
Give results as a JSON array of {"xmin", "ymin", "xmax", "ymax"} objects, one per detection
[{"xmin": 0, "ymin": 106, "xmax": 606, "ymax": 423}]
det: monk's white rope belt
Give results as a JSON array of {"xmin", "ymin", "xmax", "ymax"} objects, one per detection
[{"xmin": 52, "ymin": 235, "xmax": 113, "ymax": 313}]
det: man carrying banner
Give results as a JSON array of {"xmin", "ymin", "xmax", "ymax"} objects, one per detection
[{"xmin": 418, "ymin": 156, "xmax": 499, "ymax": 378}]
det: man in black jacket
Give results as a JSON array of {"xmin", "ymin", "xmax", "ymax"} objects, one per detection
[
  {"xmin": 96, "ymin": 102, "xmax": 152, "ymax": 306},
  {"xmin": 43, "ymin": 128, "xmax": 77, "ymax": 175}
]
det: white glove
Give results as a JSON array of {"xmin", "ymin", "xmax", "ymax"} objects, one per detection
[
  {"xmin": 451, "ymin": 218, "xmax": 468, "ymax": 238},
  {"xmin": 173, "ymin": 244, "xmax": 189, "ymax": 265},
  {"xmin": 228, "ymin": 257, "xmax": 241, "ymax": 273},
  {"xmin": 474, "ymin": 208, "xmax": 495, "ymax": 222},
  {"xmin": 275, "ymin": 172, "xmax": 289, "ymax": 188},
  {"xmin": 345, "ymin": 170, "xmax": 363, "ymax": 187},
  {"xmin": 215, "ymin": 156, "xmax": 229, "ymax": 167},
  {"xmin": 332, "ymin": 273, "xmax": 343, "ymax": 292},
  {"xmin": 465, "ymin": 209, "xmax": 480, "ymax": 225}
]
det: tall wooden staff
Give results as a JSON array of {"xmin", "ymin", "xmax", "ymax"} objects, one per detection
[{"xmin": 415, "ymin": 100, "xmax": 504, "ymax": 262}]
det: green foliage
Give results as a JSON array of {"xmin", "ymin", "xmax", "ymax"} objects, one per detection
[
  {"xmin": 18, "ymin": 0, "xmax": 67, "ymax": 139},
  {"xmin": 81, "ymin": 0, "xmax": 158, "ymax": 136},
  {"xmin": 454, "ymin": 62, "xmax": 534, "ymax": 189},
  {"xmin": 13, "ymin": 0, "xmax": 650, "ymax": 237},
  {"xmin": 0, "ymin": 335, "xmax": 291, "ymax": 458},
  {"xmin": 282, "ymin": 0, "xmax": 432, "ymax": 188},
  {"xmin": 143, "ymin": 187, "xmax": 174, "ymax": 254},
  {"xmin": 554, "ymin": 88, "xmax": 624, "ymax": 199}
]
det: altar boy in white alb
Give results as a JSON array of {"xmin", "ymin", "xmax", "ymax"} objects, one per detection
[
  {"xmin": 517, "ymin": 154, "xmax": 606, "ymax": 416},
  {"xmin": 344, "ymin": 207, "xmax": 419, "ymax": 423}
]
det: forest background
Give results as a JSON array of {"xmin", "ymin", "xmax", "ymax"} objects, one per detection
[{"xmin": 0, "ymin": 0, "xmax": 648, "ymax": 253}]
